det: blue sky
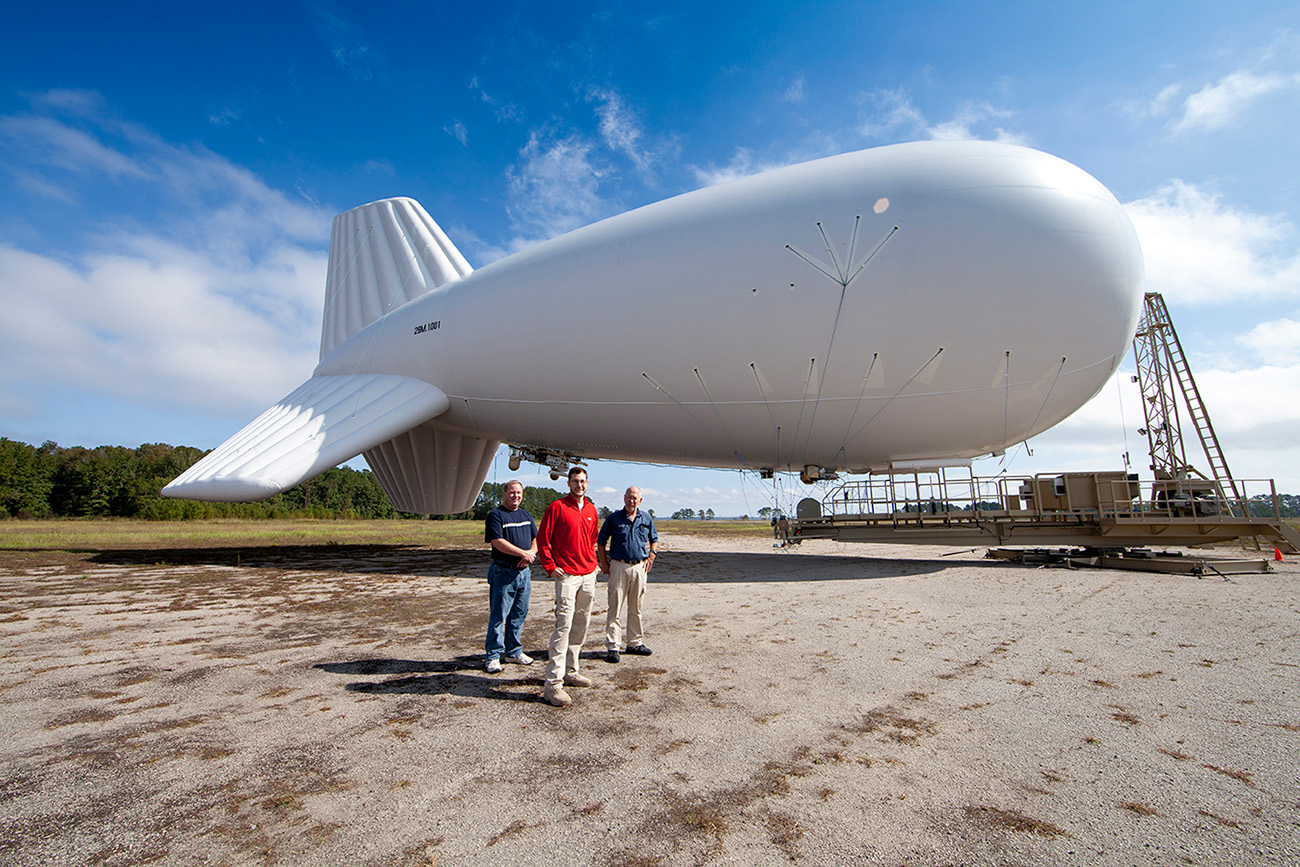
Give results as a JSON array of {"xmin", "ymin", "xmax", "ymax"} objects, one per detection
[{"xmin": 2, "ymin": 1, "xmax": 1298, "ymax": 516}]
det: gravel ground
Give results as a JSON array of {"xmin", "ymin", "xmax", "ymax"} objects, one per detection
[{"xmin": 0, "ymin": 534, "xmax": 1297, "ymax": 866}]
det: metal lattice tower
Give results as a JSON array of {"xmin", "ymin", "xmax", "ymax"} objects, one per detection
[{"xmin": 1131, "ymin": 292, "xmax": 1248, "ymax": 516}]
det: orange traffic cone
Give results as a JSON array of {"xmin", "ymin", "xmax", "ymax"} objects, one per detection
[{"xmin": 1275, "ymin": 547, "xmax": 1285, "ymax": 561}]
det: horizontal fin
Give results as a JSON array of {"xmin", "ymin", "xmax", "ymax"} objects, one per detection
[{"xmin": 162, "ymin": 375, "xmax": 449, "ymax": 502}]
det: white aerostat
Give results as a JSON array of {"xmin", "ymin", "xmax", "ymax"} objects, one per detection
[{"xmin": 164, "ymin": 140, "xmax": 1143, "ymax": 513}]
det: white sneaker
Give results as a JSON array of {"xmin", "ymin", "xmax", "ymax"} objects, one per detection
[
  {"xmin": 505, "ymin": 651, "xmax": 534, "ymax": 665},
  {"xmin": 485, "ymin": 658, "xmax": 502, "ymax": 674}
]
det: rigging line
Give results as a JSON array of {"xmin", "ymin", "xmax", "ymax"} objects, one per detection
[
  {"xmin": 815, "ymin": 221, "xmax": 846, "ymax": 283},
  {"xmin": 788, "ymin": 357, "xmax": 819, "ymax": 467},
  {"xmin": 784, "ymin": 245, "xmax": 842, "ymax": 283},
  {"xmin": 845, "ymin": 215, "xmax": 862, "ymax": 282},
  {"xmin": 1021, "ymin": 356, "xmax": 1069, "ymax": 446},
  {"xmin": 641, "ymin": 373, "xmax": 756, "ymax": 470},
  {"xmin": 1000, "ymin": 351, "xmax": 1011, "ymax": 466},
  {"xmin": 841, "ymin": 348, "xmax": 945, "ymax": 452},
  {"xmin": 800, "ymin": 226, "xmax": 900, "ymax": 467},
  {"xmin": 1116, "ymin": 369, "xmax": 1131, "ymax": 471},
  {"xmin": 749, "ymin": 363, "xmax": 782, "ymax": 459},
  {"xmin": 826, "ymin": 352, "xmax": 880, "ymax": 470},
  {"xmin": 844, "ymin": 225, "xmax": 898, "ymax": 286},
  {"xmin": 693, "ymin": 368, "xmax": 754, "ymax": 470}
]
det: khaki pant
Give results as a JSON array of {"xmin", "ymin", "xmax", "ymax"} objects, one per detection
[
  {"xmin": 605, "ymin": 559, "xmax": 648, "ymax": 650},
  {"xmin": 545, "ymin": 569, "xmax": 597, "ymax": 690}
]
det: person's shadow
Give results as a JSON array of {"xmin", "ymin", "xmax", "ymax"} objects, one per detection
[{"xmin": 315, "ymin": 653, "xmax": 556, "ymax": 702}]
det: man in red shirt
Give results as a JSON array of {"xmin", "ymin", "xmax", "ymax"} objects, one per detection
[{"xmin": 536, "ymin": 466, "xmax": 600, "ymax": 707}]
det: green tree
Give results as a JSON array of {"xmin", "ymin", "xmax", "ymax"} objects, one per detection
[{"xmin": 0, "ymin": 439, "xmax": 56, "ymax": 518}]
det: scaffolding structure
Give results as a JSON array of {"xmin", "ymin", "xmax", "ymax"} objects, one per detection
[{"xmin": 1132, "ymin": 292, "xmax": 1249, "ymax": 517}]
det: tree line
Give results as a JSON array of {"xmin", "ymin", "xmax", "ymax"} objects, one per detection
[
  {"xmin": 5, "ymin": 437, "xmax": 1295, "ymax": 522},
  {"xmin": 0, "ymin": 438, "xmax": 569, "ymax": 521}
]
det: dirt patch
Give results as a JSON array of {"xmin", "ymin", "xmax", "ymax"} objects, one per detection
[{"xmin": 1, "ymin": 535, "xmax": 1298, "ymax": 865}]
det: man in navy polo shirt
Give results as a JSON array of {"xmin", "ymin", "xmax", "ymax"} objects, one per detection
[
  {"xmin": 483, "ymin": 480, "xmax": 537, "ymax": 674},
  {"xmin": 597, "ymin": 485, "xmax": 658, "ymax": 663}
]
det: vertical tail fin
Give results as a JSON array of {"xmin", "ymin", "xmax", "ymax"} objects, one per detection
[{"xmin": 320, "ymin": 197, "xmax": 472, "ymax": 358}]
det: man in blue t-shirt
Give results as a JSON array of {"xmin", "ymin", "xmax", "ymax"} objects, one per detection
[
  {"xmin": 483, "ymin": 480, "xmax": 538, "ymax": 673},
  {"xmin": 597, "ymin": 485, "xmax": 658, "ymax": 663}
]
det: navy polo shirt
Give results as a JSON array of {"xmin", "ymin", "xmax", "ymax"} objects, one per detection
[
  {"xmin": 598, "ymin": 509, "xmax": 658, "ymax": 561},
  {"xmin": 486, "ymin": 505, "xmax": 537, "ymax": 566}
]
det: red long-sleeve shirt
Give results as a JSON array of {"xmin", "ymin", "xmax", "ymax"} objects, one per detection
[{"xmin": 537, "ymin": 495, "xmax": 599, "ymax": 575}]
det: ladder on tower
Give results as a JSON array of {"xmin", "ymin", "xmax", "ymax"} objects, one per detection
[{"xmin": 1132, "ymin": 292, "xmax": 1249, "ymax": 517}]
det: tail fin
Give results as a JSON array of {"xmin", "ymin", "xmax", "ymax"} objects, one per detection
[
  {"xmin": 163, "ymin": 197, "xmax": 495, "ymax": 514},
  {"xmin": 161, "ymin": 374, "xmax": 450, "ymax": 502},
  {"xmin": 320, "ymin": 197, "xmax": 472, "ymax": 358}
]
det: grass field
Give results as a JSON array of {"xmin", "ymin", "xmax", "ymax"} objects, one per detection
[{"xmin": 0, "ymin": 517, "xmax": 774, "ymax": 551}]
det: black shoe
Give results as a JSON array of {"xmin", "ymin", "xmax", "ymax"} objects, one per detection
[
  {"xmin": 625, "ymin": 644, "xmax": 652, "ymax": 656},
  {"xmin": 606, "ymin": 649, "xmax": 620, "ymax": 663}
]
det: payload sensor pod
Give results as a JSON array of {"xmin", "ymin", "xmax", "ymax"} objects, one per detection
[{"xmin": 164, "ymin": 140, "xmax": 1144, "ymax": 513}]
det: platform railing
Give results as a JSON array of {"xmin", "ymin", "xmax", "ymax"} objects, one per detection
[{"xmin": 815, "ymin": 469, "xmax": 1285, "ymax": 527}]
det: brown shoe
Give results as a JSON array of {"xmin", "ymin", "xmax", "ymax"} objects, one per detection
[
  {"xmin": 563, "ymin": 672, "xmax": 593, "ymax": 688},
  {"xmin": 543, "ymin": 687, "xmax": 572, "ymax": 707}
]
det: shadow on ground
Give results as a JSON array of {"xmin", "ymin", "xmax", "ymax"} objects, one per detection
[
  {"xmin": 315, "ymin": 655, "xmax": 546, "ymax": 701},
  {"xmin": 66, "ymin": 545, "xmax": 966, "ymax": 583}
]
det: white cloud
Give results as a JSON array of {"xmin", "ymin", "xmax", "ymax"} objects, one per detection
[
  {"xmin": 1238, "ymin": 318, "xmax": 1300, "ymax": 366},
  {"xmin": 587, "ymin": 86, "xmax": 679, "ymax": 181},
  {"xmin": 0, "ymin": 114, "xmax": 149, "ymax": 182},
  {"xmin": 589, "ymin": 88, "xmax": 649, "ymax": 171},
  {"xmin": 1124, "ymin": 181, "xmax": 1300, "ymax": 304},
  {"xmin": 470, "ymin": 77, "xmax": 524, "ymax": 123},
  {"xmin": 497, "ymin": 130, "xmax": 614, "ymax": 253},
  {"xmin": 926, "ymin": 100, "xmax": 1025, "ymax": 144},
  {"xmin": 311, "ymin": 5, "xmax": 376, "ymax": 81},
  {"xmin": 1173, "ymin": 70, "xmax": 1300, "ymax": 134},
  {"xmin": 781, "ymin": 74, "xmax": 806, "ymax": 103},
  {"xmin": 1004, "ymin": 356, "xmax": 1300, "ymax": 494},
  {"xmin": 0, "ymin": 98, "xmax": 329, "ymax": 424},
  {"xmin": 443, "ymin": 121, "xmax": 468, "ymax": 146},
  {"xmin": 858, "ymin": 87, "xmax": 926, "ymax": 138},
  {"xmin": 857, "ymin": 89, "xmax": 1026, "ymax": 145},
  {"xmin": 689, "ymin": 147, "xmax": 785, "ymax": 187}
]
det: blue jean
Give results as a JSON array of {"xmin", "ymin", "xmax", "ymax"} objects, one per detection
[{"xmin": 485, "ymin": 561, "xmax": 532, "ymax": 660}]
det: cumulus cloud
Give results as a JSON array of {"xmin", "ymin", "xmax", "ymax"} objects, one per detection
[
  {"xmin": 1172, "ymin": 70, "xmax": 1300, "ymax": 134},
  {"xmin": 0, "ymin": 95, "xmax": 328, "ymax": 426},
  {"xmin": 1124, "ymin": 181, "xmax": 1300, "ymax": 304},
  {"xmin": 1023, "ymin": 184, "xmax": 1300, "ymax": 491},
  {"xmin": 1238, "ymin": 318, "xmax": 1300, "ymax": 366}
]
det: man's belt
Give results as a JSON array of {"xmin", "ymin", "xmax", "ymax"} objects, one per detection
[{"xmin": 613, "ymin": 557, "xmax": 645, "ymax": 565}]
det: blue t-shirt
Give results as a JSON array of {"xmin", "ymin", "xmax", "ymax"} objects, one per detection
[
  {"xmin": 598, "ymin": 509, "xmax": 658, "ymax": 561},
  {"xmin": 486, "ymin": 506, "xmax": 537, "ymax": 566}
]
